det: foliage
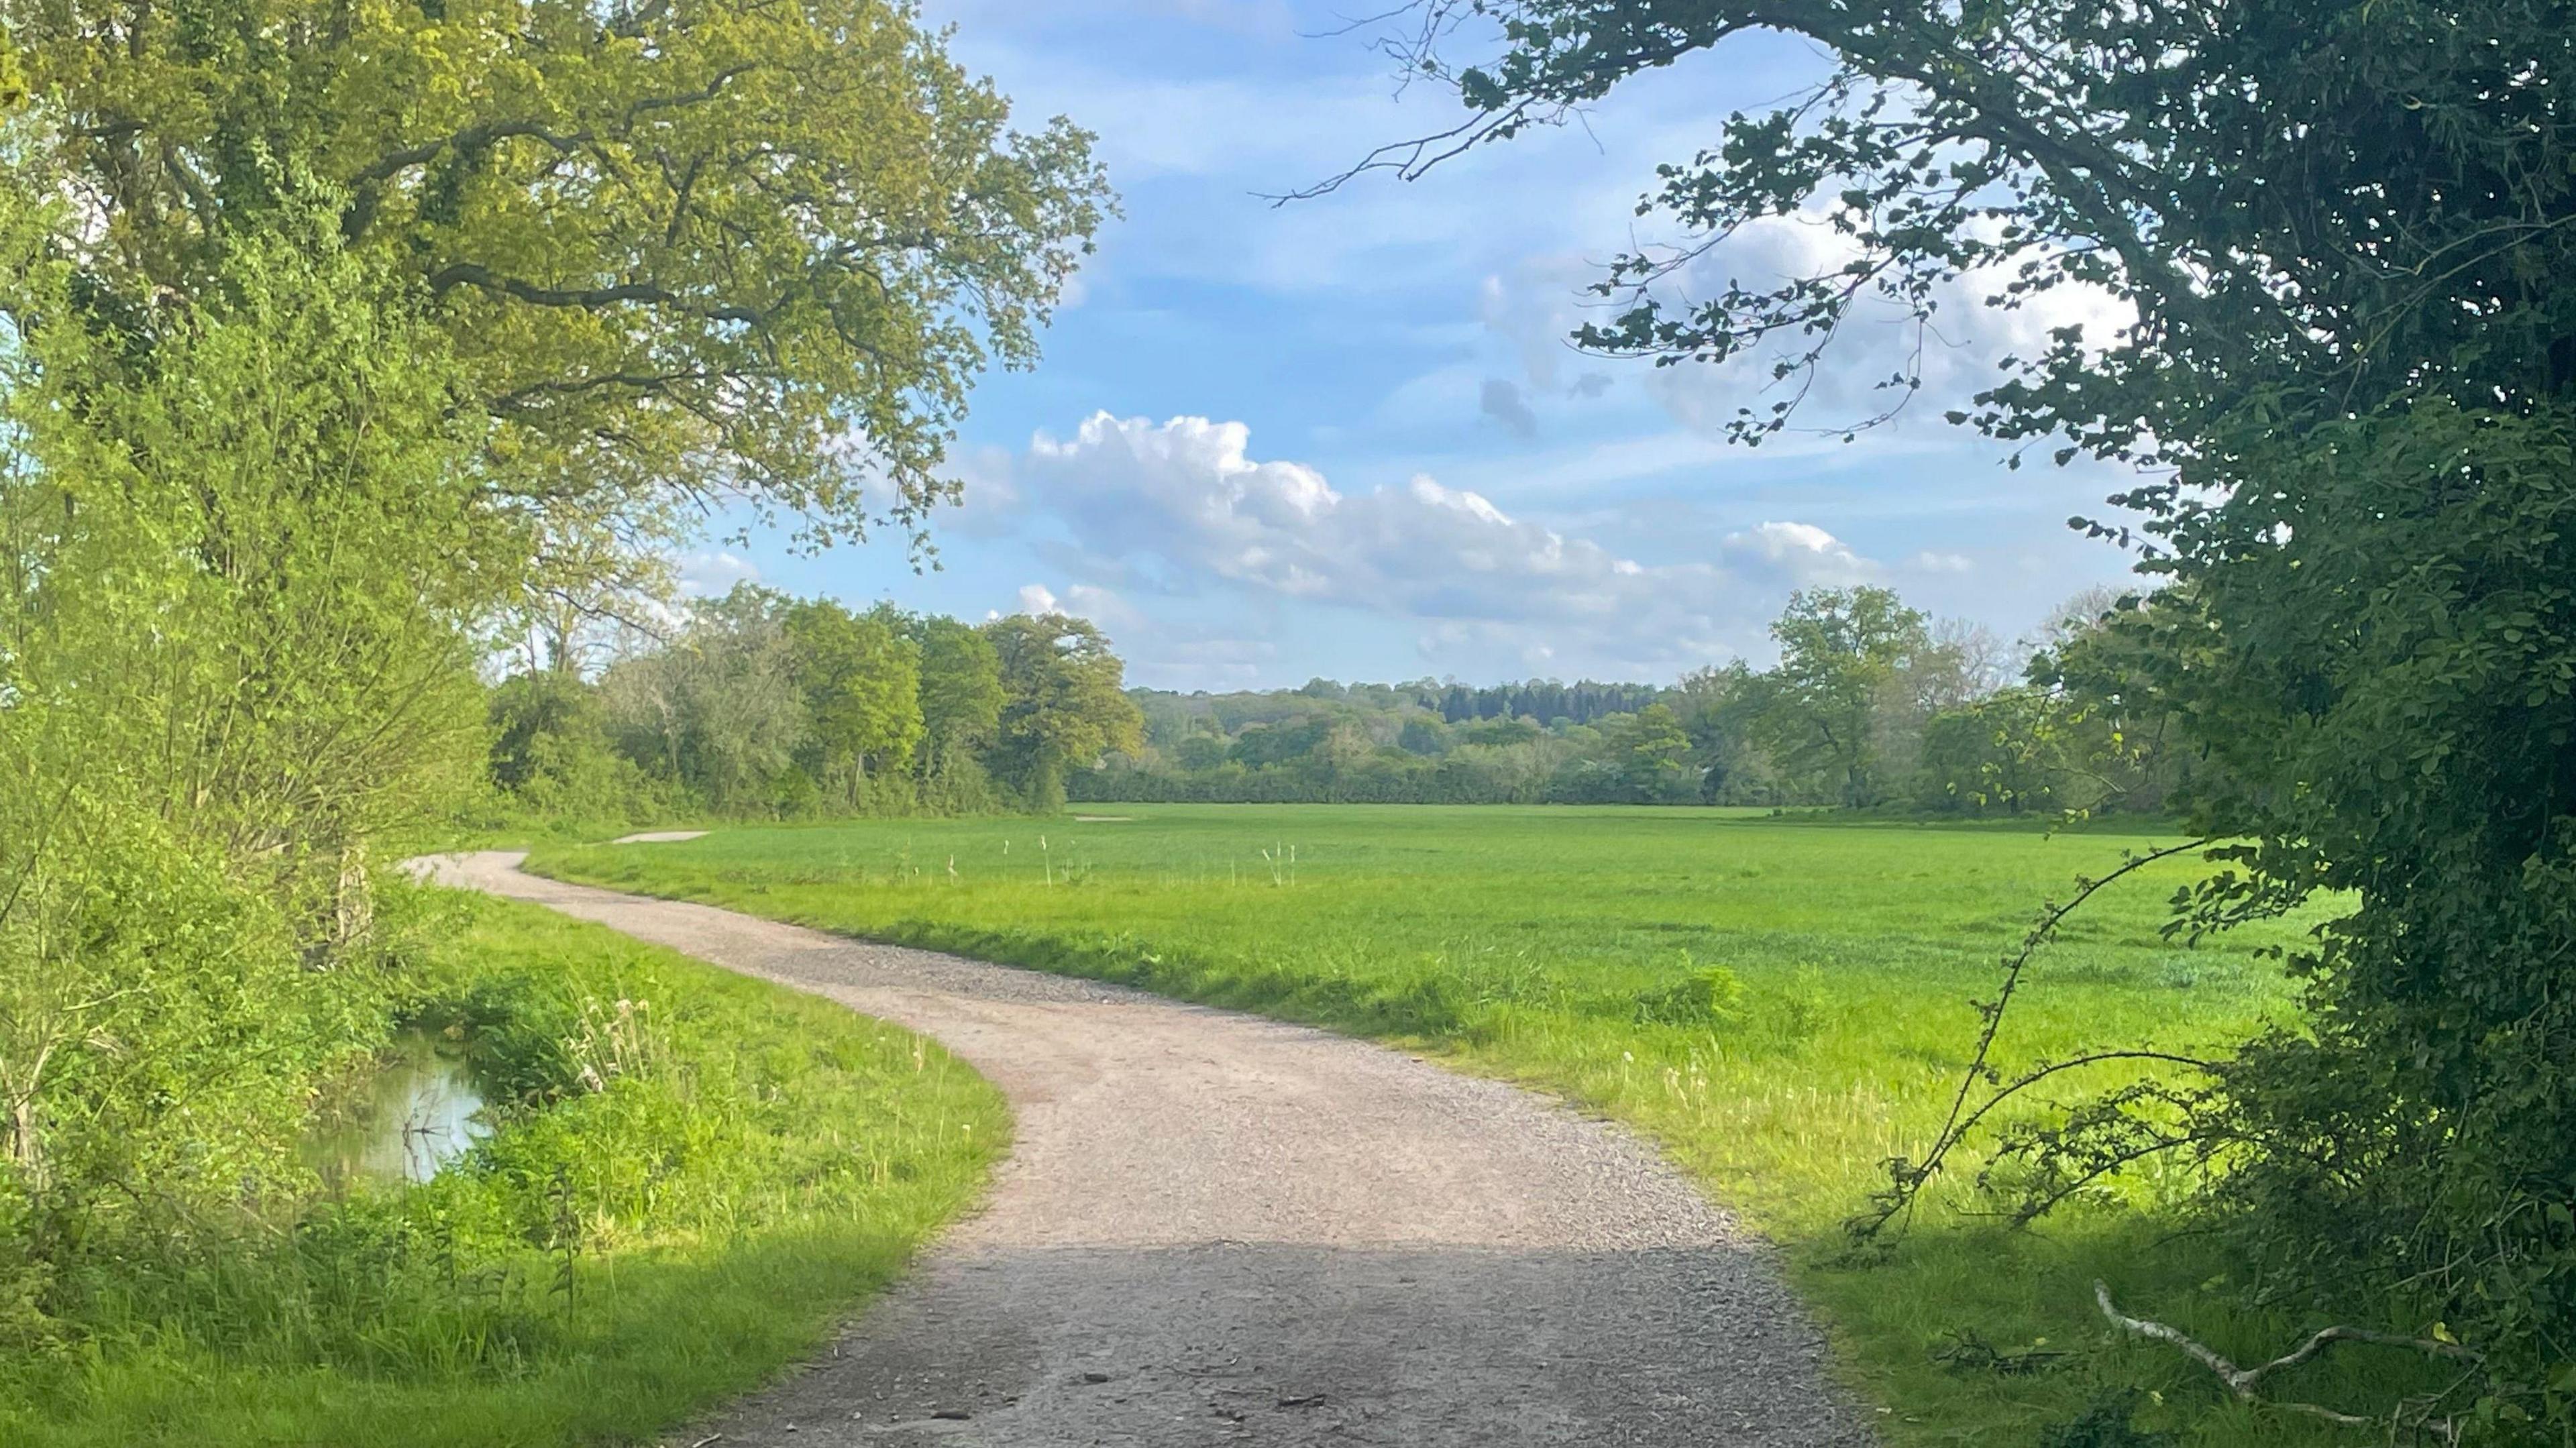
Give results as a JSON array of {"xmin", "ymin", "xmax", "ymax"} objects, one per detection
[
  {"xmin": 536, "ymin": 805, "xmax": 2357, "ymax": 1447},
  {"xmin": 985, "ymin": 612, "xmax": 1144, "ymax": 812},
  {"xmin": 482, "ymin": 591, "xmax": 1141, "ymax": 822},
  {"xmin": 1087, "ymin": 588, "xmax": 2172, "ymax": 812},
  {"xmin": 0, "ymin": 888, "xmax": 1003, "ymax": 1448},
  {"xmin": 1357, "ymin": 0, "xmax": 2576, "ymax": 1431},
  {"xmin": 784, "ymin": 597, "xmax": 924, "ymax": 804},
  {"xmin": 486, "ymin": 671, "xmax": 670, "ymax": 825},
  {"xmin": 912, "ymin": 612, "xmax": 1007, "ymax": 805},
  {"xmin": 0, "ymin": 192, "xmax": 513, "ymax": 1272},
  {"xmin": 0, "ymin": 1, "xmax": 1068, "ymax": 1435},
  {"xmin": 600, "ymin": 588, "xmax": 811, "ymax": 814},
  {"xmin": 0, "ymin": 0, "xmax": 1110, "ymax": 554},
  {"xmin": 1751, "ymin": 587, "xmax": 1930, "ymax": 807},
  {"xmin": 2145, "ymin": 404, "xmax": 2576, "ymax": 1438}
]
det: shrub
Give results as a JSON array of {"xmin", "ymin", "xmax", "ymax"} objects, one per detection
[{"xmin": 1633, "ymin": 963, "xmax": 1748, "ymax": 1028}]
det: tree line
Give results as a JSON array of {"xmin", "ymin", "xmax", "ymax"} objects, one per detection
[
  {"xmin": 484, "ymin": 589, "xmax": 1143, "ymax": 822},
  {"xmin": 1085, "ymin": 584, "xmax": 2183, "ymax": 815}
]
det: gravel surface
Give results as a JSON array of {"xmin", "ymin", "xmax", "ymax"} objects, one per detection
[{"xmin": 420, "ymin": 851, "xmax": 1875, "ymax": 1448}]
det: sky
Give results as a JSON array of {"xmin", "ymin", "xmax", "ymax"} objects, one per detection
[{"xmin": 702, "ymin": 0, "xmax": 2148, "ymax": 692}]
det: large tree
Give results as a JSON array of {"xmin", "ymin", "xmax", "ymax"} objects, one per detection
[
  {"xmin": 1348, "ymin": 0, "xmax": 2576, "ymax": 1432},
  {"xmin": 1, "ymin": 0, "xmax": 1110, "ymax": 555},
  {"xmin": 0, "ymin": 196, "xmax": 506, "ymax": 1235},
  {"xmin": 784, "ymin": 598, "xmax": 923, "ymax": 801},
  {"xmin": 910, "ymin": 612, "xmax": 1007, "ymax": 769},
  {"xmin": 983, "ymin": 613, "xmax": 1143, "ymax": 812},
  {"xmin": 600, "ymin": 586, "xmax": 809, "ymax": 810},
  {"xmin": 1753, "ymin": 586, "xmax": 1929, "ymax": 807}
]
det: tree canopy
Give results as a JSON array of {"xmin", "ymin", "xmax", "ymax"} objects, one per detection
[
  {"xmin": 3, "ymin": 0, "xmax": 1110, "ymax": 553},
  {"xmin": 985, "ymin": 613, "xmax": 1145, "ymax": 812}
]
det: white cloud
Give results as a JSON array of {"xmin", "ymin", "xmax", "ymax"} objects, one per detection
[
  {"xmin": 678, "ymin": 549, "xmax": 759, "ymax": 597},
  {"xmin": 1720, "ymin": 520, "xmax": 1879, "ymax": 587},
  {"xmin": 994, "ymin": 411, "xmax": 1884, "ymax": 673},
  {"xmin": 1908, "ymin": 550, "xmax": 1976, "ymax": 574},
  {"xmin": 1474, "ymin": 209, "xmax": 2135, "ymax": 448},
  {"xmin": 1016, "ymin": 580, "xmax": 1142, "ymax": 630}
]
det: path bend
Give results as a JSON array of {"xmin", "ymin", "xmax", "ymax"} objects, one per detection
[{"xmin": 420, "ymin": 850, "xmax": 1872, "ymax": 1448}]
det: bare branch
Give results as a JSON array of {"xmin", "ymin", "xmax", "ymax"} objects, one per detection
[{"xmin": 2094, "ymin": 1280, "xmax": 2479, "ymax": 1433}]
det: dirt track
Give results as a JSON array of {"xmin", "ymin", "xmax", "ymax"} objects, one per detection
[{"xmin": 421, "ymin": 850, "xmax": 1872, "ymax": 1447}]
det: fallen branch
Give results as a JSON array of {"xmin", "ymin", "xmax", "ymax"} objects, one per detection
[{"xmin": 2093, "ymin": 1280, "xmax": 2479, "ymax": 1432}]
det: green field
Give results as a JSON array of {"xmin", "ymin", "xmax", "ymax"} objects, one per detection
[
  {"xmin": 2, "ymin": 893, "xmax": 1004, "ymax": 1448},
  {"xmin": 532, "ymin": 803, "xmax": 2414, "ymax": 1446}
]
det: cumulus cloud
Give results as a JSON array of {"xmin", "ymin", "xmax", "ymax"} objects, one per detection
[
  {"xmin": 1012, "ymin": 580, "xmax": 1142, "ymax": 629},
  {"xmin": 1479, "ymin": 378, "xmax": 1540, "ymax": 440},
  {"xmin": 998, "ymin": 412, "xmax": 1882, "ymax": 673},
  {"xmin": 1721, "ymin": 521, "xmax": 1880, "ymax": 588}
]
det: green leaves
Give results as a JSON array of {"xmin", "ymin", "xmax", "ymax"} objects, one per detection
[
  {"xmin": 4, "ymin": 0, "xmax": 1110, "ymax": 553},
  {"xmin": 1399, "ymin": 0, "xmax": 2576, "ymax": 1430},
  {"xmin": 984, "ymin": 612, "xmax": 1144, "ymax": 812}
]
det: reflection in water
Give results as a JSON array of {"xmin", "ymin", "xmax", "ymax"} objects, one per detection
[{"xmin": 305, "ymin": 1028, "xmax": 492, "ymax": 1186}]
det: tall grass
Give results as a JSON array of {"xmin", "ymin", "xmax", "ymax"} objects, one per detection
[
  {"xmin": 0, "ymin": 892, "xmax": 1005, "ymax": 1448},
  {"xmin": 535, "ymin": 804, "xmax": 2424, "ymax": 1447}
]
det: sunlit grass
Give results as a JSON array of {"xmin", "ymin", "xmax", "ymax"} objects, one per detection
[
  {"xmin": 531, "ymin": 805, "xmax": 2414, "ymax": 1446},
  {"xmin": 1, "ymin": 896, "xmax": 1006, "ymax": 1448}
]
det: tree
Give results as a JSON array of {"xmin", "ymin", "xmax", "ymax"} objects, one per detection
[
  {"xmin": 3, "ymin": 0, "xmax": 1110, "ymax": 554},
  {"xmin": 487, "ymin": 670, "xmax": 664, "ymax": 820},
  {"xmin": 1914, "ymin": 689, "xmax": 2059, "ymax": 816},
  {"xmin": 1397, "ymin": 714, "xmax": 1454, "ymax": 757},
  {"xmin": 912, "ymin": 610, "xmax": 999, "ymax": 783},
  {"xmin": 1, "ymin": 192, "xmax": 510, "ymax": 1248},
  {"xmin": 1356, "ymin": 0, "xmax": 2576, "ymax": 1427},
  {"xmin": 1174, "ymin": 734, "xmax": 1231, "ymax": 772},
  {"xmin": 1753, "ymin": 588, "xmax": 1929, "ymax": 807},
  {"xmin": 983, "ymin": 613, "xmax": 1143, "ymax": 812},
  {"xmin": 601, "ymin": 586, "xmax": 809, "ymax": 811},
  {"xmin": 1610, "ymin": 703, "xmax": 1695, "ymax": 802},
  {"xmin": 784, "ymin": 600, "xmax": 922, "ymax": 803}
]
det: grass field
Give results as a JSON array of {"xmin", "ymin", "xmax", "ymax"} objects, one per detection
[
  {"xmin": 532, "ymin": 804, "xmax": 2418, "ymax": 1447},
  {"xmin": 1, "ymin": 892, "xmax": 1004, "ymax": 1448}
]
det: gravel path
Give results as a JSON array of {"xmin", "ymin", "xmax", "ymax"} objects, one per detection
[{"xmin": 419, "ymin": 851, "xmax": 1874, "ymax": 1448}]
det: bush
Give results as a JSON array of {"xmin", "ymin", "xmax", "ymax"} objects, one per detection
[
  {"xmin": 1632, "ymin": 962, "xmax": 1748, "ymax": 1028},
  {"xmin": 0, "ymin": 888, "xmax": 1005, "ymax": 1447}
]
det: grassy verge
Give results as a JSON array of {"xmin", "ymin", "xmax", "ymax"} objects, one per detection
[
  {"xmin": 531, "ymin": 804, "xmax": 2427, "ymax": 1447},
  {"xmin": 0, "ymin": 890, "xmax": 1004, "ymax": 1448}
]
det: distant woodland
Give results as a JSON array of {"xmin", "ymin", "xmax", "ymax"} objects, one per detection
[{"xmin": 1080, "ymin": 584, "xmax": 2184, "ymax": 815}]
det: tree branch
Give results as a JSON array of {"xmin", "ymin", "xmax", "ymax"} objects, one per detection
[
  {"xmin": 2094, "ymin": 1281, "xmax": 2479, "ymax": 1433},
  {"xmin": 427, "ymin": 263, "xmax": 765, "ymax": 325}
]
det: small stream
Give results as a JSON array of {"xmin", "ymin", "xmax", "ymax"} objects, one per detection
[{"xmin": 303, "ymin": 1028, "xmax": 492, "ymax": 1187}]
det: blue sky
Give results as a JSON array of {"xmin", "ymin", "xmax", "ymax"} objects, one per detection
[{"xmin": 708, "ymin": 0, "xmax": 2145, "ymax": 691}]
